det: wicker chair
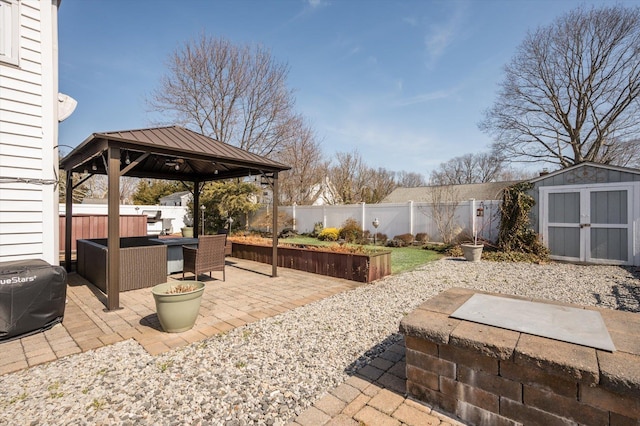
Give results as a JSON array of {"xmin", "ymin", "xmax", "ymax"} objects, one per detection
[{"xmin": 182, "ymin": 234, "xmax": 227, "ymax": 281}]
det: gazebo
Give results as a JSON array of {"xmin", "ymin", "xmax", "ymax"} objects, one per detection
[{"xmin": 60, "ymin": 126, "xmax": 290, "ymax": 310}]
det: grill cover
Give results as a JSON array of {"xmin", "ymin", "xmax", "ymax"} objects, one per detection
[{"xmin": 0, "ymin": 259, "xmax": 67, "ymax": 342}]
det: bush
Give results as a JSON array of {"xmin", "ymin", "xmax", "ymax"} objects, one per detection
[
  {"xmin": 339, "ymin": 218, "xmax": 363, "ymax": 243},
  {"xmin": 311, "ymin": 222, "xmax": 324, "ymax": 238},
  {"xmin": 375, "ymin": 232, "xmax": 388, "ymax": 244},
  {"xmin": 318, "ymin": 227, "xmax": 340, "ymax": 241},
  {"xmin": 278, "ymin": 228, "xmax": 298, "ymax": 238},
  {"xmin": 415, "ymin": 233, "xmax": 429, "ymax": 243},
  {"xmin": 394, "ymin": 233, "xmax": 414, "ymax": 245},
  {"xmin": 385, "ymin": 238, "xmax": 405, "ymax": 248},
  {"xmin": 423, "ymin": 243, "xmax": 452, "ymax": 253}
]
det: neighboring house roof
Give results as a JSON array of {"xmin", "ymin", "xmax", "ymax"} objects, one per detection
[
  {"xmin": 82, "ymin": 198, "xmax": 108, "ymax": 204},
  {"xmin": 382, "ymin": 181, "xmax": 522, "ymax": 203},
  {"xmin": 159, "ymin": 191, "xmax": 191, "ymax": 204}
]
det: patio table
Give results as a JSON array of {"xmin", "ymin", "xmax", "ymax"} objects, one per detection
[{"xmin": 150, "ymin": 237, "xmax": 199, "ymax": 274}]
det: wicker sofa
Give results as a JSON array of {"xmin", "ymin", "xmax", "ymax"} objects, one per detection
[{"xmin": 77, "ymin": 237, "xmax": 167, "ymax": 293}]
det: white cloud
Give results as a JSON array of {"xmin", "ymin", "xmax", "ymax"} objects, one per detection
[
  {"xmin": 393, "ymin": 86, "xmax": 460, "ymax": 107},
  {"xmin": 403, "ymin": 16, "xmax": 418, "ymax": 26},
  {"xmin": 307, "ymin": 0, "xmax": 328, "ymax": 9},
  {"xmin": 423, "ymin": 2, "xmax": 468, "ymax": 67}
]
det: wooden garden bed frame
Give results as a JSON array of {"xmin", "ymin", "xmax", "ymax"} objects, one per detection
[{"xmin": 231, "ymin": 242, "xmax": 391, "ymax": 283}]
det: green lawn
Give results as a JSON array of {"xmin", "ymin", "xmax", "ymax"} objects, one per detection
[{"xmin": 280, "ymin": 236, "xmax": 442, "ymax": 275}]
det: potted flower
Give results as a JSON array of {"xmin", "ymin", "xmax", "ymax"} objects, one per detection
[
  {"xmin": 151, "ymin": 281, "xmax": 204, "ymax": 332},
  {"xmin": 461, "ymin": 201, "xmax": 484, "ymax": 262},
  {"xmin": 181, "ymin": 210, "xmax": 194, "ymax": 237}
]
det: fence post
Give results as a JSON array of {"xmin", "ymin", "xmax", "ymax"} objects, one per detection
[
  {"xmin": 409, "ymin": 200, "xmax": 414, "ymax": 236},
  {"xmin": 469, "ymin": 199, "xmax": 476, "ymax": 239},
  {"xmin": 323, "ymin": 205, "xmax": 327, "ymax": 228},
  {"xmin": 361, "ymin": 202, "xmax": 366, "ymax": 231},
  {"xmin": 292, "ymin": 202, "xmax": 297, "ymax": 231}
]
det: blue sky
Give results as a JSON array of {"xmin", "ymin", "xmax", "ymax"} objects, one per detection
[{"xmin": 58, "ymin": 0, "xmax": 638, "ymax": 179}]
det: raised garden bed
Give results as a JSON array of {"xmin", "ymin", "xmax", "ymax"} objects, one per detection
[{"xmin": 231, "ymin": 242, "xmax": 391, "ymax": 283}]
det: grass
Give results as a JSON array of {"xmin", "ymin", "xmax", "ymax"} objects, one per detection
[{"xmin": 280, "ymin": 236, "xmax": 441, "ymax": 275}]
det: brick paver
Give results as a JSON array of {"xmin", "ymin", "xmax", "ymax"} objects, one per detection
[
  {"xmin": 0, "ymin": 256, "xmax": 466, "ymax": 425},
  {"xmin": 290, "ymin": 337, "xmax": 466, "ymax": 425}
]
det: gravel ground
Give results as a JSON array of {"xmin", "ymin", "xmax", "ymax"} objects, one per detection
[{"xmin": 1, "ymin": 258, "xmax": 639, "ymax": 425}]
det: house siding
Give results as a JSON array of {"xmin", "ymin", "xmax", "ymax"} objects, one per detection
[{"xmin": 0, "ymin": 0, "xmax": 59, "ymax": 264}]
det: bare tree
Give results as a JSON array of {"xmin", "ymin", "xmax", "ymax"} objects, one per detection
[
  {"xmin": 84, "ymin": 175, "xmax": 140, "ymax": 204},
  {"xmin": 275, "ymin": 116, "xmax": 327, "ymax": 205},
  {"xmin": 362, "ymin": 168, "xmax": 397, "ymax": 203},
  {"xmin": 396, "ymin": 171, "xmax": 427, "ymax": 188},
  {"xmin": 325, "ymin": 150, "xmax": 366, "ymax": 204},
  {"xmin": 480, "ymin": 5, "xmax": 640, "ymax": 168},
  {"xmin": 419, "ymin": 185, "xmax": 461, "ymax": 244},
  {"xmin": 149, "ymin": 34, "xmax": 298, "ymax": 157},
  {"xmin": 430, "ymin": 152, "xmax": 506, "ymax": 185}
]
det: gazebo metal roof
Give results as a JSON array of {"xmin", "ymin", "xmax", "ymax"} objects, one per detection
[
  {"xmin": 60, "ymin": 126, "xmax": 290, "ymax": 310},
  {"xmin": 60, "ymin": 125, "xmax": 289, "ymax": 180}
]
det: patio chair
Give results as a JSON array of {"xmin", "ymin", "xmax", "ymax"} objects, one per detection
[{"xmin": 182, "ymin": 234, "xmax": 227, "ymax": 281}]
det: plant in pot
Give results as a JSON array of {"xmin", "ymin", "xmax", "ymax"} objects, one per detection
[
  {"xmin": 181, "ymin": 210, "xmax": 194, "ymax": 237},
  {"xmin": 151, "ymin": 281, "xmax": 204, "ymax": 332},
  {"xmin": 461, "ymin": 201, "xmax": 485, "ymax": 262}
]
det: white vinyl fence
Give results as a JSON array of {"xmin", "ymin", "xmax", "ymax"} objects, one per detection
[{"xmin": 279, "ymin": 200, "xmax": 502, "ymax": 243}]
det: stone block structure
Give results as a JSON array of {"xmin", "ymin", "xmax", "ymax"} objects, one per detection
[{"xmin": 400, "ymin": 287, "xmax": 640, "ymax": 425}]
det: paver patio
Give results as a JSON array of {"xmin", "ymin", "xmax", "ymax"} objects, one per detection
[
  {"xmin": 0, "ymin": 257, "xmax": 361, "ymax": 375},
  {"xmin": 1, "ymin": 256, "xmax": 463, "ymax": 425}
]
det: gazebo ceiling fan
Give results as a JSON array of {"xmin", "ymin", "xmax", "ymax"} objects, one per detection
[{"xmin": 164, "ymin": 158, "xmax": 184, "ymax": 170}]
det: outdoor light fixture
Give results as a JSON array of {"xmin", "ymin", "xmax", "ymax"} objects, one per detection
[
  {"xmin": 91, "ymin": 160, "xmax": 97, "ymax": 171},
  {"xmin": 165, "ymin": 158, "xmax": 181, "ymax": 170},
  {"xmin": 372, "ymin": 218, "xmax": 380, "ymax": 245},
  {"xmin": 125, "ymin": 152, "xmax": 131, "ymax": 165},
  {"xmin": 200, "ymin": 205, "xmax": 206, "ymax": 235},
  {"xmin": 227, "ymin": 216, "xmax": 234, "ymax": 230}
]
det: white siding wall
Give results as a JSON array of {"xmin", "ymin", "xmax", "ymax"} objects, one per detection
[{"xmin": 0, "ymin": 0, "xmax": 59, "ymax": 264}]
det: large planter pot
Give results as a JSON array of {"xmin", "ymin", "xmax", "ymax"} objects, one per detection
[
  {"xmin": 151, "ymin": 281, "xmax": 205, "ymax": 332},
  {"xmin": 181, "ymin": 227, "xmax": 194, "ymax": 238},
  {"xmin": 461, "ymin": 244, "xmax": 483, "ymax": 262}
]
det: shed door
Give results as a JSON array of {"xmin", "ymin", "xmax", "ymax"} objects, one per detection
[{"xmin": 543, "ymin": 186, "xmax": 632, "ymax": 265}]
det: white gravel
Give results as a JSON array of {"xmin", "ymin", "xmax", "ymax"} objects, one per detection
[{"xmin": 1, "ymin": 258, "xmax": 638, "ymax": 425}]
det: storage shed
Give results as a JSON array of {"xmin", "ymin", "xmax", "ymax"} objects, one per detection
[{"xmin": 529, "ymin": 162, "xmax": 640, "ymax": 266}]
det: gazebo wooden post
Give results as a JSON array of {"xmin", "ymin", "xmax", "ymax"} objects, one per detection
[
  {"xmin": 64, "ymin": 169, "xmax": 73, "ymax": 272},
  {"xmin": 193, "ymin": 179, "xmax": 201, "ymax": 236},
  {"xmin": 272, "ymin": 172, "xmax": 278, "ymax": 278},
  {"xmin": 106, "ymin": 147, "xmax": 121, "ymax": 310}
]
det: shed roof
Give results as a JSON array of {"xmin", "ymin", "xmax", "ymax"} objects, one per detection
[
  {"xmin": 528, "ymin": 161, "xmax": 640, "ymax": 184},
  {"xmin": 382, "ymin": 181, "xmax": 522, "ymax": 203}
]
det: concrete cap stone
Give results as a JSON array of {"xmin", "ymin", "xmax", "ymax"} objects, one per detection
[
  {"xmin": 400, "ymin": 309, "xmax": 461, "ymax": 344},
  {"xmin": 596, "ymin": 350, "xmax": 640, "ymax": 395},
  {"xmin": 416, "ymin": 287, "xmax": 477, "ymax": 315},
  {"xmin": 449, "ymin": 321, "xmax": 519, "ymax": 360},
  {"xmin": 515, "ymin": 334, "xmax": 599, "ymax": 385}
]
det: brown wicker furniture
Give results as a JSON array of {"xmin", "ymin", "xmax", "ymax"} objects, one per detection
[
  {"xmin": 77, "ymin": 237, "xmax": 167, "ymax": 293},
  {"xmin": 182, "ymin": 234, "xmax": 227, "ymax": 281}
]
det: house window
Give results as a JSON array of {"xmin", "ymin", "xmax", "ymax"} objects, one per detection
[{"xmin": 0, "ymin": 0, "xmax": 19, "ymax": 66}]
